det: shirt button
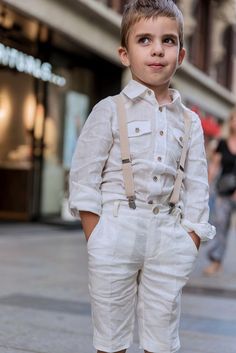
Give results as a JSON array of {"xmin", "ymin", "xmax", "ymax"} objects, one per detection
[
  {"xmin": 147, "ymin": 90, "xmax": 152, "ymax": 95},
  {"xmin": 157, "ymin": 156, "xmax": 162, "ymax": 162},
  {"xmin": 135, "ymin": 127, "xmax": 140, "ymax": 133},
  {"xmin": 153, "ymin": 206, "xmax": 159, "ymax": 215},
  {"xmin": 153, "ymin": 176, "xmax": 158, "ymax": 182},
  {"xmin": 159, "ymin": 107, "xmax": 163, "ymax": 112},
  {"xmin": 148, "ymin": 200, "xmax": 153, "ymax": 205},
  {"xmin": 160, "ymin": 130, "xmax": 164, "ymax": 136},
  {"xmin": 179, "ymin": 136, "xmax": 183, "ymax": 142}
]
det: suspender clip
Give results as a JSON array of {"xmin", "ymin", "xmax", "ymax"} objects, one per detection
[
  {"xmin": 168, "ymin": 202, "xmax": 175, "ymax": 214},
  {"xmin": 128, "ymin": 196, "xmax": 136, "ymax": 209}
]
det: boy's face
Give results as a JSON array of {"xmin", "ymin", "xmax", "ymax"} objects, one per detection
[{"xmin": 119, "ymin": 16, "xmax": 185, "ymax": 93}]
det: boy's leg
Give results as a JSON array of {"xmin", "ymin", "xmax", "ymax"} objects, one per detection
[
  {"xmin": 137, "ymin": 212, "xmax": 198, "ymax": 353},
  {"xmin": 87, "ymin": 212, "xmax": 141, "ymax": 352}
]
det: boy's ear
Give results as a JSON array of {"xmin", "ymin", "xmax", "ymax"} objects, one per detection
[
  {"xmin": 178, "ymin": 47, "xmax": 186, "ymax": 66},
  {"xmin": 118, "ymin": 46, "xmax": 130, "ymax": 67}
]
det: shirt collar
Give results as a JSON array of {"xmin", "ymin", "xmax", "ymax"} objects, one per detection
[
  {"xmin": 122, "ymin": 79, "xmax": 182, "ymax": 108},
  {"xmin": 122, "ymin": 79, "xmax": 149, "ymax": 99}
]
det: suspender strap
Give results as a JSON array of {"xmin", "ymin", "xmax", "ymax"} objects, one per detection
[
  {"xmin": 114, "ymin": 94, "xmax": 136, "ymax": 209},
  {"xmin": 169, "ymin": 110, "xmax": 192, "ymax": 208}
]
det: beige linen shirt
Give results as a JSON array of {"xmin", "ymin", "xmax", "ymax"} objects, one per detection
[{"xmin": 69, "ymin": 80, "xmax": 215, "ymax": 241}]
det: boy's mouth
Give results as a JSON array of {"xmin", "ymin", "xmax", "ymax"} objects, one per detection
[{"xmin": 148, "ymin": 62, "xmax": 165, "ymax": 68}]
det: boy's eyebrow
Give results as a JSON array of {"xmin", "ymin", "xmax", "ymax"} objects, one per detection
[
  {"xmin": 135, "ymin": 32, "xmax": 153, "ymax": 38},
  {"xmin": 135, "ymin": 32, "xmax": 179, "ymax": 40},
  {"xmin": 163, "ymin": 33, "xmax": 178, "ymax": 40}
]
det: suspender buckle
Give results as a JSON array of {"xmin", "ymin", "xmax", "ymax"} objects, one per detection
[
  {"xmin": 128, "ymin": 196, "xmax": 136, "ymax": 209},
  {"xmin": 122, "ymin": 158, "xmax": 131, "ymax": 164}
]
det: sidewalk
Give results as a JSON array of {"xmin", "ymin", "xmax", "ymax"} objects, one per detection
[{"xmin": 0, "ymin": 220, "xmax": 235, "ymax": 353}]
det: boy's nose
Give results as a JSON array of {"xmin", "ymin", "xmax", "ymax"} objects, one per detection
[{"xmin": 150, "ymin": 42, "xmax": 164, "ymax": 57}]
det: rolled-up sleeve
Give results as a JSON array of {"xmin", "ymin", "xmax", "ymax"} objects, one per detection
[
  {"xmin": 181, "ymin": 114, "xmax": 216, "ymax": 241},
  {"xmin": 69, "ymin": 100, "xmax": 113, "ymax": 217}
]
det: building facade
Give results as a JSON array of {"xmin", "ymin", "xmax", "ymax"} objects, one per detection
[{"xmin": 0, "ymin": 0, "xmax": 235, "ymax": 221}]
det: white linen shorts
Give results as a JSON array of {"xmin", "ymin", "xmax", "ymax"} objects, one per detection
[{"xmin": 87, "ymin": 201, "xmax": 198, "ymax": 353}]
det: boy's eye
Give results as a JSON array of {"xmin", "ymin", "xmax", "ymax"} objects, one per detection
[
  {"xmin": 163, "ymin": 37, "xmax": 176, "ymax": 45},
  {"xmin": 138, "ymin": 37, "xmax": 151, "ymax": 45}
]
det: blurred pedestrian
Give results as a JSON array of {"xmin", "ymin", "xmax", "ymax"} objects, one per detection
[
  {"xmin": 204, "ymin": 107, "xmax": 236, "ymax": 276},
  {"xmin": 69, "ymin": 1, "xmax": 215, "ymax": 352}
]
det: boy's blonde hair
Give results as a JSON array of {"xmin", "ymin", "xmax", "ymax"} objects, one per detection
[{"xmin": 121, "ymin": 0, "xmax": 184, "ymax": 50}]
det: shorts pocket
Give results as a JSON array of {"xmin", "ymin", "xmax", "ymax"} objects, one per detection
[
  {"xmin": 127, "ymin": 120, "xmax": 151, "ymax": 154},
  {"xmin": 179, "ymin": 223, "xmax": 198, "ymax": 255}
]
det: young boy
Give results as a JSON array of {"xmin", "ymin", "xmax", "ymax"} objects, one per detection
[{"xmin": 69, "ymin": 1, "xmax": 215, "ymax": 352}]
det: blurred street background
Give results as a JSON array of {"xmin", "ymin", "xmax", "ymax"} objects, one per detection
[{"xmin": 0, "ymin": 0, "xmax": 236, "ymax": 352}]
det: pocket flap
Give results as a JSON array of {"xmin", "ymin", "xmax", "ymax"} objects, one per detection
[
  {"xmin": 172, "ymin": 129, "xmax": 184, "ymax": 147},
  {"xmin": 127, "ymin": 120, "xmax": 151, "ymax": 137}
]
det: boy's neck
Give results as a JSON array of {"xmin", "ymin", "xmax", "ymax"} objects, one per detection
[
  {"xmin": 154, "ymin": 88, "xmax": 172, "ymax": 106},
  {"xmin": 137, "ymin": 80, "xmax": 172, "ymax": 105}
]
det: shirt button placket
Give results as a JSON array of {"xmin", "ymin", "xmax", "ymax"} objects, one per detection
[{"xmin": 155, "ymin": 105, "xmax": 166, "ymax": 165}]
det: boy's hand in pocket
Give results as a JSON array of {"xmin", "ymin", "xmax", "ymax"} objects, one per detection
[
  {"xmin": 79, "ymin": 211, "xmax": 100, "ymax": 242},
  {"xmin": 189, "ymin": 231, "xmax": 201, "ymax": 250}
]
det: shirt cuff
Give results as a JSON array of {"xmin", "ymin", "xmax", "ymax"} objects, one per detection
[
  {"xmin": 69, "ymin": 183, "xmax": 102, "ymax": 218},
  {"xmin": 181, "ymin": 218, "xmax": 216, "ymax": 242}
]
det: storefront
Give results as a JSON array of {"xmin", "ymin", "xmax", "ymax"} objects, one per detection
[{"xmin": 0, "ymin": 4, "xmax": 122, "ymax": 221}]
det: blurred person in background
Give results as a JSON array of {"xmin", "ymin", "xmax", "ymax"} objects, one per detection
[{"xmin": 204, "ymin": 107, "xmax": 236, "ymax": 275}]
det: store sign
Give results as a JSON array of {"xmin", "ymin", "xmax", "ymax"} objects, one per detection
[{"xmin": 0, "ymin": 43, "xmax": 66, "ymax": 87}]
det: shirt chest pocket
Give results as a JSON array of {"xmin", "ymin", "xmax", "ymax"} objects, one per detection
[{"xmin": 127, "ymin": 120, "xmax": 152, "ymax": 154}]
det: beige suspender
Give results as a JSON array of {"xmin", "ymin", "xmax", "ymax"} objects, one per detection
[
  {"xmin": 114, "ymin": 94, "xmax": 136, "ymax": 209},
  {"xmin": 114, "ymin": 94, "xmax": 192, "ymax": 210},
  {"xmin": 169, "ymin": 111, "xmax": 192, "ymax": 209}
]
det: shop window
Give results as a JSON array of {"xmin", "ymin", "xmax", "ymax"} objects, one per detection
[
  {"xmin": 216, "ymin": 25, "xmax": 235, "ymax": 90},
  {"xmin": 0, "ymin": 3, "xmax": 123, "ymax": 221},
  {"xmin": 188, "ymin": 0, "xmax": 213, "ymax": 73}
]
